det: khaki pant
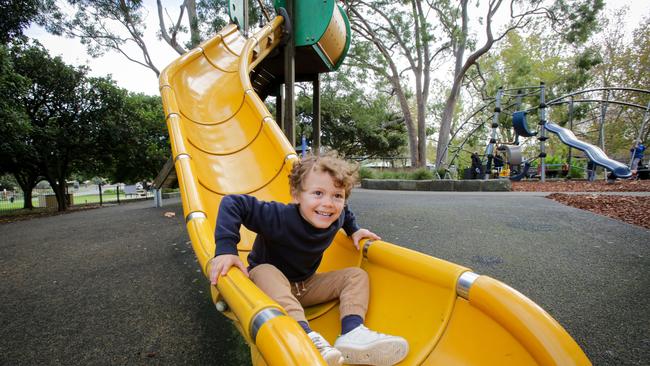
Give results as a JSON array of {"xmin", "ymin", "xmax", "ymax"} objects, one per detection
[{"xmin": 249, "ymin": 263, "xmax": 369, "ymax": 323}]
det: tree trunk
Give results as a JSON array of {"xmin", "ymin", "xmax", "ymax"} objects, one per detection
[
  {"xmin": 407, "ymin": 117, "xmax": 418, "ymax": 167},
  {"xmin": 414, "ymin": 0, "xmax": 430, "ymax": 169},
  {"xmin": 49, "ymin": 178, "xmax": 68, "ymax": 212},
  {"xmin": 393, "ymin": 80, "xmax": 418, "ymax": 166},
  {"xmin": 435, "ymin": 0, "xmax": 468, "ymax": 169},
  {"xmin": 186, "ymin": 0, "xmax": 201, "ymax": 48},
  {"xmin": 436, "ymin": 0, "xmax": 500, "ymax": 169},
  {"xmin": 23, "ymin": 189, "xmax": 34, "ymax": 210},
  {"xmin": 417, "ymin": 94, "xmax": 427, "ymax": 168},
  {"xmin": 436, "ymin": 80, "xmax": 463, "ymax": 168},
  {"xmin": 13, "ymin": 172, "xmax": 39, "ymax": 210}
]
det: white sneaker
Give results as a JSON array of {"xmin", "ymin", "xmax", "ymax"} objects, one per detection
[
  {"xmin": 334, "ymin": 325, "xmax": 408, "ymax": 366},
  {"xmin": 308, "ymin": 331, "xmax": 344, "ymax": 366}
]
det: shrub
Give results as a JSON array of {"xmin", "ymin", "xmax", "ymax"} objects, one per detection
[
  {"xmin": 359, "ymin": 167, "xmax": 375, "ymax": 180},
  {"xmin": 569, "ymin": 160, "xmax": 587, "ymax": 179},
  {"xmin": 410, "ymin": 168, "xmax": 434, "ymax": 180},
  {"xmin": 544, "ymin": 154, "xmax": 564, "ymax": 165},
  {"xmin": 378, "ymin": 171, "xmax": 409, "ymax": 179}
]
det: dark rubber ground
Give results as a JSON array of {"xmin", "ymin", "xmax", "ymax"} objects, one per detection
[{"xmin": 1, "ymin": 190, "xmax": 648, "ymax": 365}]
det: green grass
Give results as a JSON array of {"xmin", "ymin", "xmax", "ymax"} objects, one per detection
[
  {"xmin": 75, "ymin": 193, "xmax": 119, "ymax": 204},
  {"xmin": 74, "ymin": 193, "xmax": 150, "ymax": 204},
  {"xmin": 1, "ymin": 193, "xmax": 150, "ymax": 213},
  {"xmin": 0, "ymin": 198, "xmax": 39, "ymax": 210}
]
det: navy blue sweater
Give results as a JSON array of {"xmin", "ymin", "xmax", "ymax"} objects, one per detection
[{"xmin": 214, "ymin": 194, "xmax": 360, "ymax": 282}]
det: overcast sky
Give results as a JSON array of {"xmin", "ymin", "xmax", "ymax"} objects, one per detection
[{"xmin": 25, "ymin": 0, "xmax": 650, "ymax": 97}]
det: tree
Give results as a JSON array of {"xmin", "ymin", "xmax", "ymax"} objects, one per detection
[
  {"xmin": 434, "ymin": 0, "xmax": 604, "ymax": 169},
  {"xmin": 8, "ymin": 42, "xmax": 128, "ymax": 211},
  {"xmin": 346, "ymin": 0, "xmax": 436, "ymax": 168},
  {"xmin": 345, "ymin": 0, "xmax": 604, "ymax": 168},
  {"xmin": 0, "ymin": 44, "xmax": 42, "ymax": 208},
  {"xmin": 0, "ymin": 0, "xmax": 57, "ymax": 44},
  {"xmin": 587, "ymin": 10, "xmax": 650, "ymax": 158},
  {"xmin": 465, "ymin": 28, "xmax": 602, "ymax": 128},
  {"xmin": 620, "ymin": 17, "xmax": 650, "ymax": 94},
  {"xmin": 104, "ymin": 93, "xmax": 169, "ymax": 183},
  {"xmin": 295, "ymin": 73, "xmax": 407, "ymax": 159},
  {"xmin": 46, "ymin": 0, "xmax": 238, "ymax": 77},
  {"xmin": 0, "ymin": 174, "xmax": 18, "ymax": 190}
]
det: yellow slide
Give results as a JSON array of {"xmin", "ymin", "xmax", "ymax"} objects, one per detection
[{"xmin": 159, "ymin": 16, "xmax": 591, "ymax": 366}]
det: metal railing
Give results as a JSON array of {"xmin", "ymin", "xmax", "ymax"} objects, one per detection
[{"xmin": 0, "ymin": 185, "xmax": 154, "ymax": 214}]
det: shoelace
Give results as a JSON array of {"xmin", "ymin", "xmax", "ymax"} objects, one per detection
[
  {"xmin": 356, "ymin": 325, "xmax": 386, "ymax": 340},
  {"xmin": 311, "ymin": 334, "xmax": 328, "ymax": 350}
]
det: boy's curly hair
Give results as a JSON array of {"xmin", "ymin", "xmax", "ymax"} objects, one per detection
[{"xmin": 289, "ymin": 151, "xmax": 359, "ymax": 199}]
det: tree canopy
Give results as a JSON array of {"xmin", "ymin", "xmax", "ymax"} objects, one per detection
[
  {"xmin": 44, "ymin": 0, "xmax": 241, "ymax": 76},
  {"xmin": 446, "ymin": 7, "xmax": 650, "ymax": 171},
  {"xmin": 104, "ymin": 93, "xmax": 168, "ymax": 184},
  {"xmin": 0, "ymin": 0, "xmax": 57, "ymax": 44},
  {"xmin": 295, "ymin": 73, "xmax": 408, "ymax": 159},
  {"xmin": 0, "ymin": 41, "xmax": 169, "ymax": 210}
]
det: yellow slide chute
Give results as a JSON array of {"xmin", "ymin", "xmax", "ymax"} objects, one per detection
[{"xmin": 159, "ymin": 15, "xmax": 591, "ymax": 366}]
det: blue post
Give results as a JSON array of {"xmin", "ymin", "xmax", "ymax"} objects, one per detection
[{"xmin": 301, "ymin": 135, "xmax": 307, "ymax": 157}]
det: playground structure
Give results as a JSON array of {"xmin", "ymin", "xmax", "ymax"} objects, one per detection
[
  {"xmin": 159, "ymin": 2, "xmax": 591, "ymax": 365},
  {"xmin": 448, "ymin": 85, "xmax": 650, "ymax": 182}
]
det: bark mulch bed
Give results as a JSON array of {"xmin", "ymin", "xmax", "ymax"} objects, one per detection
[
  {"xmin": 512, "ymin": 180, "xmax": 650, "ymax": 229},
  {"xmin": 511, "ymin": 179, "xmax": 650, "ymax": 192}
]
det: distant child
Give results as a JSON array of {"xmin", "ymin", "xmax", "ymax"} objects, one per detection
[
  {"xmin": 586, "ymin": 160, "xmax": 596, "ymax": 182},
  {"xmin": 630, "ymin": 140, "xmax": 646, "ymax": 178},
  {"xmin": 208, "ymin": 152, "xmax": 409, "ymax": 366},
  {"xmin": 470, "ymin": 152, "xmax": 482, "ymax": 179}
]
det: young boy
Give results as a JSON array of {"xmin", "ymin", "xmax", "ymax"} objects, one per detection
[{"xmin": 208, "ymin": 153, "xmax": 409, "ymax": 366}]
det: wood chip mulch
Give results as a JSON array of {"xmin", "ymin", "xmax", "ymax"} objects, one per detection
[
  {"xmin": 547, "ymin": 193, "xmax": 650, "ymax": 229},
  {"xmin": 512, "ymin": 180, "xmax": 650, "ymax": 229},
  {"xmin": 511, "ymin": 179, "xmax": 650, "ymax": 192}
]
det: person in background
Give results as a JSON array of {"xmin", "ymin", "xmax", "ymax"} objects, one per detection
[
  {"xmin": 630, "ymin": 140, "xmax": 646, "ymax": 179},
  {"xmin": 492, "ymin": 153, "xmax": 504, "ymax": 178},
  {"xmin": 470, "ymin": 152, "xmax": 482, "ymax": 179},
  {"xmin": 587, "ymin": 160, "xmax": 596, "ymax": 182}
]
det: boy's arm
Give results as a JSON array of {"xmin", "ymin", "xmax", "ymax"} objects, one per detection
[
  {"xmin": 214, "ymin": 195, "xmax": 246, "ymax": 257},
  {"xmin": 212, "ymin": 195, "xmax": 282, "ymax": 282},
  {"xmin": 342, "ymin": 205, "xmax": 381, "ymax": 250},
  {"xmin": 214, "ymin": 194, "xmax": 281, "ymax": 256}
]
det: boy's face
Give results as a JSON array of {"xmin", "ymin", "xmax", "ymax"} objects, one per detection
[{"xmin": 292, "ymin": 169, "xmax": 345, "ymax": 229}]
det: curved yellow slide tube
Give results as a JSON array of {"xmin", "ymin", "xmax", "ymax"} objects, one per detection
[
  {"xmin": 160, "ymin": 17, "xmax": 325, "ymax": 366},
  {"xmin": 160, "ymin": 16, "xmax": 591, "ymax": 366}
]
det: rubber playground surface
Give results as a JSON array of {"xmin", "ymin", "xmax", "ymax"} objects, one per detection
[{"xmin": 0, "ymin": 190, "xmax": 648, "ymax": 365}]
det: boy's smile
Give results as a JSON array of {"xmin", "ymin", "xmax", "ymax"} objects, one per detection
[{"xmin": 293, "ymin": 169, "xmax": 346, "ymax": 229}]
